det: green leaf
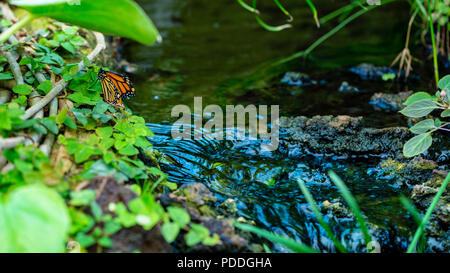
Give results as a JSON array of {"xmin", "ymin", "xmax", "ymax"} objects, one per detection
[
  {"xmin": 61, "ymin": 41, "xmax": 76, "ymax": 53},
  {"xmin": 63, "ymin": 26, "xmax": 79, "ymax": 36},
  {"xmin": 167, "ymin": 206, "xmax": 190, "ymax": 228},
  {"xmin": 96, "ymin": 126, "xmax": 114, "ymax": 138},
  {"xmin": 403, "ymin": 92, "xmax": 434, "ymax": 106},
  {"xmin": 37, "ymin": 80, "xmax": 53, "ymax": 94},
  {"xmin": 67, "ymin": 92, "xmax": 98, "ymax": 106},
  {"xmin": 161, "ymin": 222, "xmax": 180, "ymax": 243},
  {"xmin": 91, "ymin": 201, "xmax": 103, "ymax": 221},
  {"xmin": 185, "ymin": 224, "xmax": 210, "ymax": 246},
  {"xmin": 70, "ymin": 190, "xmax": 96, "ymax": 206},
  {"xmin": 103, "ymin": 220, "xmax": 122, "ymax": 235},
  {"xmin": 42, "ymin": 118, "xmax": 59, "ymax": 134},
  {"xmin": 409, "ymin": 119, "xmax": 436, "ymax": 134},
  {"xmin": 97, "ymin": 237, "xmax": 112, "ymax": 248},
  {"xmin": 76, "ymin": 233, "xmax": 95, "ymax": 248},
  {"xmin": 12, "ymin": 0, "xmax": 160, "ymax": 45},
  {"xmin": 93, "ymin": 102, "xmax": 109, "ymax": 114},
  {"xmin": 118, "ymin": 144, "xmax": 139, "ymax": 156},
  {"xmin": 441, "ymin": 109, "xmax": 450, "ymax": 118},
  {"xmin": 0, "ymin": 72, "xmax": 14, "ymax": 80},
  {"xmin": 0, "ymin": 185, "xmax": 70, "ymax": 252},
  {"xmin": 438, "ymin": 75, "xmax": 450, "ymax": 91},
  {"xmin": 12, "ymin": 84, "xmax": 32, "ymax": 95},
  {"xmin": 400, "ymin": 100, "xmax": 438, "ymax": 118},
  {"xmin": 64, "ymin": 117, "xmax": 77, "ymax": 129},
  {"xmin": 74, "ymin": 147, "xmax": 95, "ymax": 163},
  {"xmin": 71, "ymin": 109, "xmax": 88, "ymax": 126},
  {"xmin": 403, "ymin": 133, "xmax": 433, "ymax": 158},
  {"xmin": 56, "ymin": 108, "xmax": 67, "ymax": 124}
]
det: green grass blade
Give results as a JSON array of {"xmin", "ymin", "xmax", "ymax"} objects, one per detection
[
  {"xmin": 305, "ymin": 0, "xmax": 320, "ymax": 27},
  {"xmin": 252, "ymin": 0, "xmax": 291, "ymax": 31},
  {"xmin": 399, "ymin": 195, "xmax": 426, "ymax": 253},
  {"xmin": 273, "ymin": 0, "xmax": 395, "ymax": 66},
  {"xmin": 234, "ymin": 222, "xmax": 318, "ymax": 253},
  {"xmin": 407, "ymin": 172, "xmax": 450, "ymax": 253},
  {"xmin": 319, "ymin": 2, "xmax": 358, "ymax": 24},
  {"xmin": 297, "ymin": 179, "xmax": 347, "ymax": 253},
  {"xmin": 236, "ymin": 0, "xmax": 260, "ymax": 14},
  {"xmin": 328, "ymin": 171, "xmax": 372, "ymax": 245},
  {"xmin": 426, "ymin": 0, "xmax": 439, "ymax": 86},
  {"xmin": 413, "ymin": 0, "xmax": 428, "ymax": 19},
  {"xmin": 273, "ymin": 0, "xmax": 293, "ymax": 21}
]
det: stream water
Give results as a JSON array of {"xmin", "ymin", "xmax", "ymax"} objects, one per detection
[{"xmin": 122, "ymin": 0, "xmax": 439, "ymax": 252}]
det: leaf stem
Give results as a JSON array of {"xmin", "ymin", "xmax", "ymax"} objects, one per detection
[{"xmin": 0, "ymin": 13, "xmax": 35, "ymax": 43}]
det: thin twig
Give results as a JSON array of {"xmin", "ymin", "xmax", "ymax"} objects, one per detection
[{"xmin": 2, "ymin": 51, "xmax": 24, "ymax": 84}]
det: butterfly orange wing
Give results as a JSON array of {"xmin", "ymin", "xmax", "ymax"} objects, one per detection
[
  {"xmin": 99, "ymin": 70, "xmax": 124, "ymax": 108},
  {"xmin": 104, "ymin": 71, "xmax": 136, "ymax": 100}
]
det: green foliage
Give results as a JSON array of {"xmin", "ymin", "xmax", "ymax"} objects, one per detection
[
  {"xmin": 11, "ymin": 0, "xmax": 160, "ymax": 45},
  {"xmin": 38, "ymin": 25, "xmax": 86, "ymax": 54},
  {"xmin": 0, "ymin": 144, "xmax": 62, "ymax": 186},
  {"xmin": 0, "ymin": 185, "xmax": 70, "ymax": 252},
  {"xmin": 400, "ymin": 75, "xmax": 450, "ymax": 157},
  {"xmin": 0, "ymin": 102, "xmax": 25, "ymax": 133}
]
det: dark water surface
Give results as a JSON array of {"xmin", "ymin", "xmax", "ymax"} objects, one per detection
[{"xmin": 122, "ymin": 0, "xmax": 437, "ymax": 252}]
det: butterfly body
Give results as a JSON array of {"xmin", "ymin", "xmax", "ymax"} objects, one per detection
[{"xmin": 98, "ymin": 68, "xmax": 135, "ymax": 108}]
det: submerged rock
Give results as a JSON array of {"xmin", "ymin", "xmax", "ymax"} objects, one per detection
[
  {"xmin": 376, "ymin": 157, "xmax": 438, "ymax": 187},
  {"xmin": 280, "ymin": 115, "xmax": 410, "ymax": 156},
  {"xmin": 369, "ymin": 91, "xmax": 412, "ymax": 111},
  {"xmin": 338, "ymin": 81, "xmax": 360, "ymax": 93},
  {"xmin": 174, "ymin": 182, "xmax": 217, "ymax": 206},
  {"xmin": 281, "ymin": 72, "xmax": 317, "ymax": 87},
  {"xmin": 349, "ymin": 63, "xmax": 396, "ymax": 80}
]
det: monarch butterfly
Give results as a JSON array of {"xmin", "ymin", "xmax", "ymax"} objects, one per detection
[{"xmin": 98, "ymin": 68, "xmax": 135, "ymax": 108}]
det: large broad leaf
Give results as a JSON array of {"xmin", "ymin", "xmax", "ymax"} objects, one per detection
[
  {"xmin": 438, "ymin": 75, "xmax": 450, "ymax": 91},
  {"xmin": 400, "ymin": 100, "xmax": 438, "ymax": 118},
  {"xmin": 10, "ymin": 0, "xmax": 160, "ymax": 45},
  {"xmin": 0, "ymin": 185, "xmax": 70, "ymax": 253},
  {"xmin": 403, "ymin": 133, "xmax": 432, "ymax": 158},
  {"xmin": 409, "ymin": 119, "xmax": 436, "ymax": 134}
]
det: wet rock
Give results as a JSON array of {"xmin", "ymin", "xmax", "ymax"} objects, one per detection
[
  {"xmin": 189, "ymin": 218, "xmax": 249, "ymax": 252},
  {"xmin": 322, "ymin": 199, "xmax": 352, "ymax": 218},
  {"xmin": 338, "ymin": 81, "xmax": 360, "ymax": 93},
  {"xmin": 376, "ymin": 157, "xmax": 438, "ymax": 187},
  {"xmin": 349, "ymin": 63, "xmax": 396, "ymax": 80},
  {"xmin": 109, "ymin": 225, "xmax": 173, "ymax": 253},
  {"xmin": 410, "ymin": 170, "xmax": 450, "ymax": 252},
  {"xmin": 281, "ymin": 72, "xmax": 317, "ymax": 87},
  {"xmin": 280, "ymin": 115, "xmax": 411, "ymax": 156},
  {"xmin": 174, "ymin": 182, "xmax": 217, "ymax": 206},
  {"xmin": 219, "ymin": 198, "xmax": 238, "ymax": 217},
  {"xmin": 369, "ymin": 91, "xmax": 412, "ymax": 111}
]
